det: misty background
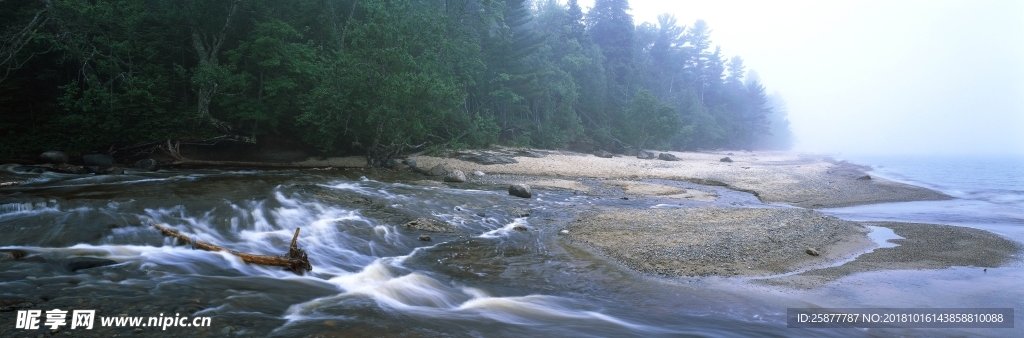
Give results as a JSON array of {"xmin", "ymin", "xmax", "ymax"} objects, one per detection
[{"xmin": 593, "ymin": 0, "xmax": 1024, "ymax": 156}]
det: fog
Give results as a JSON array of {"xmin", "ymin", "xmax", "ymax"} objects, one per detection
[{"xmin": 579, "ymin": 0, "xmax": 1024, "ymax": 156}]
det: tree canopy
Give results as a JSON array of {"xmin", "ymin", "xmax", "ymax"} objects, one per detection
[{"xmin": 0, "ymin": 0, "xmax": 792, "ymax": 160}]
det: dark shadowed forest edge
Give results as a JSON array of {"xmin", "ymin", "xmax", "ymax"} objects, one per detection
[{"xmin": 1, "ymin": 0, "xmax": 794, "ymax": 165}]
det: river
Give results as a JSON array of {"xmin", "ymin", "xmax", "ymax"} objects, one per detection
[{"xmin": 1, "ymin": 158, "xmax": 1020, "ymax": 337}]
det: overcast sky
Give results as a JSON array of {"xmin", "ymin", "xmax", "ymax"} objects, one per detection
[{"xmin": 575, "ymin": 0, "xmax": 1024, "ymax": 156}]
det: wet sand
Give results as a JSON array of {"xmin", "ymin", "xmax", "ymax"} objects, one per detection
[
  {"xmin": 757, "ymin": 222, "xmax": 1022, "ymax": 289},
  {"xmin": 405, "ymin": 149, "xmax": 951, "ymax": 208},
  {"xmin": 563, "ymin": 207, "xmax": 873, "ymax": 278}
]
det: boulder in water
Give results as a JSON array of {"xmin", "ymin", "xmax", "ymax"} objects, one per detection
[
  {"xmin": 509, "ymin": 184, "xmax": 532, "ymax": 198},
  {"xmin": 444, "ymin": 170, "xmax": 467, "ymax": 183},
  {"xmin": 38, "ymin": 151, "xmax": 68, "ymax": 164},
  {"xmin": 405, "ymin": 218, "xmax": 454, "ymax": 232},
  {"xmin": 134, "ymin": 159, "xmax": 159, "ymax": 171},
  {"xmin": 53, "ymin": 163, "xmax": 88, "ymax": 174},
  {"xmin": 658, "ymin": 153, "xmax": 680, "ymax": 161},
  {"xmin": 99, "ymin": 166, "xmax": 124, "ymax": 175},
  {"xmin": 720, "ymin": 157, "xmax": 733, "ymax": 163}
]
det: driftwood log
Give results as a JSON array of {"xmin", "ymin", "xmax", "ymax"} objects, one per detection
[
  {"xmin": 150, "ymin": 223, "xmax": 312, "ymax": 274},
  {"xmin": 0, "ymin": 181, "xmax": 19, "ymax": 187}
]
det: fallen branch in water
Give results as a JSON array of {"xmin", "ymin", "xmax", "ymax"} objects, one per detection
[
  {"xmin": 150, "ymin": 223, "xmax": 312, "ymax": 274},
  {"xmin": 0, "ymin": 181, "xmax": 19, "ymax": 187}
]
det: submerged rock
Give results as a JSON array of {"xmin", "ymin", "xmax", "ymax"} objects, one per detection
[
  {"xmin": 418, "ymin": 235, "xmax": 432, "ymax": 242},
  {"xmin": 62, "ymin": 257, "xmax": 118, "ymax": 272},
  {"xmin": 405, "ymin": 218, "xmax": 454, "ymax": 232},
  {"xmin": 444, "ymin": 170, "xmax": 467, "ymax": 183},
  {"xmin": 509, "ymin": 184, "xmax": 532, "ymax": 198}
]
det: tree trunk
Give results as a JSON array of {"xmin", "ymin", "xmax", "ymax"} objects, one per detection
[{"xmin": 151, "ymin": 223, "xmax": 312, "ymax": 274}]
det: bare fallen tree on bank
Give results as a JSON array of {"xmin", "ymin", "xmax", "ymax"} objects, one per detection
[
  {"xmin": 157, "ymin": 139, "xmax": 359, "ymax": 169},
  {"xmin": 150, "ymin": 223, "xmax": 312, "ymax": 275}
]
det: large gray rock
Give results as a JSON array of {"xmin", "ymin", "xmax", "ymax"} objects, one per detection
[
  {"xmin": 134, "ymin": 159, "xmax": 159, "ymax": 171},
  {"xmin": 427, "ymin": 164, "xmax": 447, "ymax": 176},
  {"xmin": 658, "ymin": 153, "xmax": 680, "ymax": 161},
  {"xmin": 83, "ymin": 154, "xmax": 115, "ymax": 167},
  {"xmin": 444, "ymin": 170, "xmax": 467, "ymax": 183},
  {"xmin": 594, "ymin": 150, "xmax": 614, "ymax": 158},
  {"xmin": 509, "ymin": 184, "xmax": 532, "ymax": 198},
  {"xmin": 38, "ymin": 151, "xmax": 68, "ymax": 164}
]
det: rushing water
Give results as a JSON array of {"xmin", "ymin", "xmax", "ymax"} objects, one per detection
[{"xmin": 0, "ymin": 157, "xmax": 1021, "ymax": 337}]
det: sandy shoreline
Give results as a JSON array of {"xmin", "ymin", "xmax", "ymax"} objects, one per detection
[
  {"xmin": 405, "ymin": 149, "xmax": 951, "ymax": 208},
  {"xmin": 298, "ymin": 148, "xmax": 1018, "ymax": 288}
]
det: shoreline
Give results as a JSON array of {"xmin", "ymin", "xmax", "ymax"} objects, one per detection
[{"xmin": 397, "ymin": 148, "xmax": 1017, "ymax": 288}]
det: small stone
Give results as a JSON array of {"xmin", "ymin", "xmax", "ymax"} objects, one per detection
[
  {"xmin": 806, "ymin": 248, "xmax": 820, "ymax": 256},
  {"xmin": 559, "ymin": 230, "xmax": 569, "ymax": 235},
  {"xmin": 220, "ymin": 326, "xmax": 234, "ymax": 334},
  {"xmin": 857, "ymin": 175, "xmax": 871, "ymax": 180},
  {"xmin": 473, "ymin": 170, "xmax": 485, "ymax": 177},
  {"xmin": 419, "ymin": 235, "xmax": 431, "ymax": 241}
]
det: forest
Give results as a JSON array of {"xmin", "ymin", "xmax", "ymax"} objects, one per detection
[{"xmin": 0, "ymin": 0, "xmax": 794, "ymax": 161}]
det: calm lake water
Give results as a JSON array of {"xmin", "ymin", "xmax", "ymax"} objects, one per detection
[{"xmin": 0, "ymin": 155, "xmax": 1021, "ymax": 337}]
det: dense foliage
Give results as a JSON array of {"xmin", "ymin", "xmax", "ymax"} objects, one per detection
[{"xmin": 0, "ymin": 0, "xmax": 793, "ymax": 159}]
